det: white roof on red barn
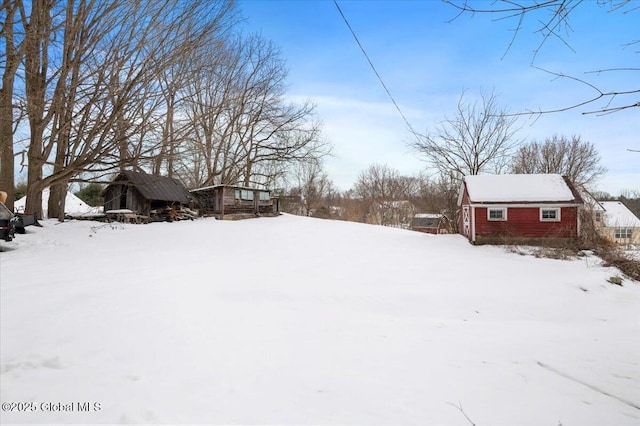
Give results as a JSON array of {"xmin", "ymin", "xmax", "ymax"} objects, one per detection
[
  {"xmin": 462, "ymin": 174, "xmax": 581, "ymax": 203},
  {"xmin": 599, "ymin": 201, "xmax": 640, "ymax": 228}
]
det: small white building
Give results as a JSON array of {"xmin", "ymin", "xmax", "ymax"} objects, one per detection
[{"xmin": 595, "ymin": 201, "xmax": 640, "ymax": 245}]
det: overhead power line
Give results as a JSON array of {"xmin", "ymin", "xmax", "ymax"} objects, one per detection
[{"xmin": 333, "ymin": 0, "xmax": 420, "ymax": 137}]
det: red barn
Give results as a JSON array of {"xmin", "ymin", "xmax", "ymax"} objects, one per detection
[{"xmin": 458, "ymin": 174, "xmax": 583, "ymax": 245}]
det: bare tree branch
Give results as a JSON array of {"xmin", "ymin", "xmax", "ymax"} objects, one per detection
[
  {"xmin": 510, "ymin": 134, "xmax": 607, "ymax": 188},
  {"xmin": 412, "ymin": 91, "xmax": 522, "ymax": 177},
  {"xmin": 444, "ymin": 0, "xmax": 639, "ymax": 115},
  {"xmin": 507, "ymin": 66, "xmax": 640, "ymax": 116}
]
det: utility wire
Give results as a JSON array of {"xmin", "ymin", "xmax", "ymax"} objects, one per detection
[{"xmin": 333, "ymin": 0, "xmax": 421, "ymax": 137}]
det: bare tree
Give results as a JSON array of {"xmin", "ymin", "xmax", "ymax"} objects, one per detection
[
  {"xmin": 445, "ymin": 0, "xmax": 639, "ymax": 115},
  {"xmin": 21, "ymin": 0, "xmax": 58, "ymax": 218},
  {"xmin": 402, "ymin": 172, "xmax": 460, "ymax": 231},
  {"xmin": 412, "ymin": 91, "xmax": 522, "ymax": 178},
  {"xmin": 224, "ymin": 35, "xmax": 328, "ymax": 187},
  {"xmin": 435, "ymin": 173, "xmax": 461, "ymax": 233},
  {"xmin": 16, "ymin": 0, "xmax": 237, "ymax": 219},
  {"xmin": 175, "ymin": 40, "xmax": 241, "ymax": 187},
  {"xmin": 11, "ymin": 0, "xmax": 325, "ymax": 219},
  {"xmin": 290, "ymin": 159, "xmax": 331, "ymax": 216},
  {"xmin": 510, "ymin": 134, "xmax": 607, "ymax": 188},
  {"xmin": 177, "ymin": 33, "xmax": 330, "ymax": 190},
  {"xmin": 354, "ymin": 164, "xmax": 412, "ymax": 226},
  {"xmin": 150, "ymin": 3, "xmax": 237, "ymax": 179},
  {"xmin": 0, "ymin": 0, "xmax": 26, "ymax": 210}
]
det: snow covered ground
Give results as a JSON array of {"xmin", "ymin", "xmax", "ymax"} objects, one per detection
[{"xmin": 1, "ymin": 214, "xmax": 638, "ymax": 425}]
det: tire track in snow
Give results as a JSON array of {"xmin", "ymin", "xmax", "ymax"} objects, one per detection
[{"xmin": 536, "ymin": 361, "xmax": 640, "ymax": 411}]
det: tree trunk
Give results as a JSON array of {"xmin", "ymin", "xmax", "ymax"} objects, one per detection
[
  {"xmin": 23, "ymin": 0, "xmax": 53, "ymax": 220},
  {"xmin": 0, "ymin": 77, "xmax": 16, "ymax": 210},
  {"xmin": 154, "ymin": 87, "xmax": 176, "ymax": 177},
  {"xmin": 0, "ymin": 0, "xmax": 23, "ymax": 211},
  {"xmin": 48, "ymin": 181, "xmax": 68, "ymax": 220},
  {"xmin": 24, "ymin": 180, "xmax": 44, "ymax": 218},
  {"xmin": 25, "ymin": 134, "xmax": 45, "ymax": 219}
]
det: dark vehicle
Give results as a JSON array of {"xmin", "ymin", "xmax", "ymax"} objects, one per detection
[
  {"xmin": 14, "ymin": 213, "xmax": 38, "ymax": 234},
  {"xmin": 0, "ymin": 201, "xmax": 16, "ymax": 242}
]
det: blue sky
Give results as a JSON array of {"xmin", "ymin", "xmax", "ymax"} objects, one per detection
[{"xmin": 238, "ymin": 0, "xmax": 639, "ymax": 194}]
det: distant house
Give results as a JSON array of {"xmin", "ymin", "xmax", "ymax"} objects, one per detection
[
  {"xmin": 458, "ymin": 174, "xmax": 583, "ymax": 245},
  {"xmin": 190, "ymin": 185, "xmax": 279, "ymax": 219},
  {"xmin": 594, "ymin": 201, "xmax": 640, "ymax": 245},
  {"xmin": 411, "ymin": 213, "xmax": 451, "ymax": 234},
  {"xmin": 101, "ymin": 170, "xmax": 192, "ymax": 218}
]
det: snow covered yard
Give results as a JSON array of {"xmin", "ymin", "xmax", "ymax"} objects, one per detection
[{"xmin": 1, "ymin": 214, "xmax": 638, "ymax": 425}]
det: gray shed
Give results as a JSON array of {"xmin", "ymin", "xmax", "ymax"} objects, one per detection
[
  {"xmin": 190, "ymin": 185, "xmax": 279, "ymax": 219},
  {"xmin": 101, "ymin": 170, "xmax": 192, "ymax": 217}
]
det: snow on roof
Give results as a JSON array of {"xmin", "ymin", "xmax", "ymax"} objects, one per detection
[
  {"xmin": 599, "ymin": 201, "xmax": 640, "ymax": 228},
  {"xmin": 414, "ymin": 213, "xmax": 443, "ymax": 219},
  {"xmin": 14, "ymin": 188, "xmax": 101, "ymax": 217},
  {"xmin": 464, "ymin": 174, "xmax": 578, "ymax": 203},
  {"xmin": 379, "ymin": 200, "xmax": 413, "ymax": 208}
]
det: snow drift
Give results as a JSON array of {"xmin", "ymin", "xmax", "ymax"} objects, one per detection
[
  {"xmin": 0, "ymin": 215, "xmax": 638, "ymax": 425},
  {"xmin": 13, "ymin": 188, "xmax": 101, "ymax": 217}
]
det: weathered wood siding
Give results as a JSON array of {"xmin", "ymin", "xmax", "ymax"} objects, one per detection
[
  {"xmin": 192, "ymin": 186, "xmax": 277, "ymax": 216},
  {"xmin": 102, "ymin": 186, "xmax": 119, "ymax": 212},
  {"xmin": 102, "ymin": 184, "xmax": 150, "ymax": 215}
]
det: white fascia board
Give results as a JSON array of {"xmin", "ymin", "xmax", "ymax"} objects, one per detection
[
  {"xmin": 467, "ymin": 203, "xmax": 580, "ymax": 208},
  {"xmin": 471, "ymin": 206, "xmax": 476, "ymax": 242}
]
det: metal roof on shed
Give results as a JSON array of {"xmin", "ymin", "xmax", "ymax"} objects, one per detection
[{"xmin": 105, "ymin": 170, "xmax": 192, "ymax": 203}]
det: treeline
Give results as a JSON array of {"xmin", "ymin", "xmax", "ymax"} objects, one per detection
[
  {"xmin": 1, "ymin": 0, "xmax": 329, "ymax": 219},
  {"xmin": 278, "ymin": 130, "xmax": 628, "ymax": 230},
  {"xmin": 278, "ymin": 162, "xmax": 458, "ymax": 229},
  {"xmin": 279, "ymin": 162, "xmax": 638, "ymax": 231},
  {"xmin": 3, "ymin": 2, "xmax": 629, "ymax": 226}
]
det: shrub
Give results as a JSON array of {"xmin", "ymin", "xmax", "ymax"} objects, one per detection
[{"xmin": 75, "ymin": 183, "xmax": 103, "ymax": 207}]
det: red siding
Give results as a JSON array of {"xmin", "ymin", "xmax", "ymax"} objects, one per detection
[{"xmin": 474, "ymin": 206, "xmax": 579, "ymax": 238}]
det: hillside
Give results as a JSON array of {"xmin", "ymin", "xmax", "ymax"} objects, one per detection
[{"xmin": 1, "ymin": 215, "xmax": 638, "ymax": 425}]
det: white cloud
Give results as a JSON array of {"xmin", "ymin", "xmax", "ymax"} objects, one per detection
[{"xmin": 291, "ymin": 95, "xmax": 428, "ymax": 190}]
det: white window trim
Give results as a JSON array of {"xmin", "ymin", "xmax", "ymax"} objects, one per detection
[
  {"xmin": 540, "ymin": 207, "xmax": 561, "ymax": 222},
  {"xmin": 487, "ymin": 207, "xmax": 507, "ymax": 221},
  {"xmin": 614, "ymin": 228, "xmax": 633, "ymax": 239}
]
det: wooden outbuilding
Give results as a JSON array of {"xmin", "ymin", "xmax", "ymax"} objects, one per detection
[
  {"xmin": 190, "ymin": 185, "xmax": 279, "ymax": 219},
  {"xmin": 101, "ymin": 170, "xmax": 193, "ymax": 220},
  {"xmin": 458, "ymin": 174, "xmax": 583, "ymax": 245},
  {"xmin": 411, "ymin": 213, "xmax": 451, "ymax": 234}
]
